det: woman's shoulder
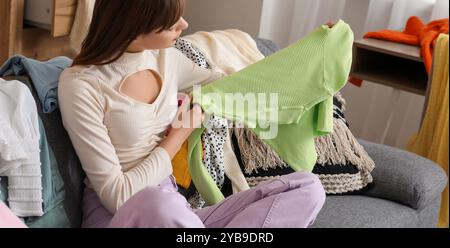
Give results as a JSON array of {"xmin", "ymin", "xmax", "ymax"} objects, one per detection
[
  {"xmin": 60, "ymin": 65, "xmax": 98, "ymax": 80},
  {"xmin": 58, "ymin": 65, "xmax": 103, "ymax": 100},
  {"xmin": 60, "ymin": 66, "xmax": 101, "ymax": 88}
]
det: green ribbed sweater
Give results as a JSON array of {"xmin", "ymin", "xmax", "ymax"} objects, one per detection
[{"xmin": 188, "ymin": 20, "xmax": 354, "ymax": 205}]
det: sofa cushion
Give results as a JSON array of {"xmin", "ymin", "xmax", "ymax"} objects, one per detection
[
  {"xmin": 311, "ymin": 95, "xmax": 375, "ymax": 194},
  {"xmin": 311, "ymin": 195, "xmax": 419, "ymax": 228},
  {"xmin": 360, "ymin": 139, "xmax": 448, "ymax": 210}
]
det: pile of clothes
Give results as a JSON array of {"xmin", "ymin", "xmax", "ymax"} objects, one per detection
[{"xmin": 0, "ymin": 56, "xmax": 72, "ymax": 227}]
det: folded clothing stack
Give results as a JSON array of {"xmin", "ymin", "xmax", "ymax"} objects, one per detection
[{"xmin": 0, "ymin": 78, "xmax": 43, "ymax": 217}]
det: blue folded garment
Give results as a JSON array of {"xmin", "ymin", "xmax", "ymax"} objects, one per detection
[{"xmin": 0, "ymin": 55, "xmax": 72, "ymax": 114}]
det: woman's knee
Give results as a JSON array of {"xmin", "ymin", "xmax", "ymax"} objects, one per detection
[
  {"xmin": 307, "ymin": 173, "xmax": 326, "ymax": 205},
  {"xmin": 127, "ymin": 186, "xmax": 187, "ymax": 215},
  {"xmin": 111, "ymin": 187, "xmax": 200, "ymax": 227},
  {"xmin": 256, "ymin": 172, "xmax": 325, "ymax": 200},
  {"xmin": 283, "ymin": 172, "xmax": 326, "ymax": 205}
]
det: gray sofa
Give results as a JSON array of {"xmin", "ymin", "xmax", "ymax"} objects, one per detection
[
  {"xmin": 312, "ymin": 140, "xmax": 447, "ymax": 228},
  {"xmin": 5, "ymin": 38, "xmax": 447, "ymax": 228}
]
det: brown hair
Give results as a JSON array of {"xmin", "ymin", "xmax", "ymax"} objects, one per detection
[{"xmin": 72, "ymin": 0, "xmax": 185, "ymax": 66}]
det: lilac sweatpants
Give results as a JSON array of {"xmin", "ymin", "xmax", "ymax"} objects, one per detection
[{"xmin": 81, "ymin": 172, "xmax": 326, "ymax": 228}]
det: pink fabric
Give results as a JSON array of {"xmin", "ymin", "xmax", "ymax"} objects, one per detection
[{"xmin": 0, "ymin": 201, "xmax": 27, "ymax": 228}]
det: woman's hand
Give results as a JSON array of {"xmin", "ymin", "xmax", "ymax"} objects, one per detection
[{"xmin": 160, "ymin": 97, "xmax": 204, "ymax": 159}]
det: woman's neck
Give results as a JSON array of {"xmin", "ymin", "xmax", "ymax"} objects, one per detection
[
  {"xmin": 126, "ymin": 47, "xmax": 145, "ymax": 53},
  {"xmin": 126, "ymin": 42, "xmax": 146, "ymax": 53}
]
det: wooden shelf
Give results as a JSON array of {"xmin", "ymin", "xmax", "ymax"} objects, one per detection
[
  {"xmin": 353, "ymin": 38, "xmax": 423, "ymax": 62},
  {"xmin": 350, "ymin": 38, "xmax": 429, "ymax": 95}
]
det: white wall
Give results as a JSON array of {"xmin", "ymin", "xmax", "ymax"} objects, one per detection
[
  {"xmin": 183, "ymin": 0, "xmax": 263, "ymax": 37},
  {"xmin": 259, "ymin": 0, "xmax": 347, "ymax": 48}
]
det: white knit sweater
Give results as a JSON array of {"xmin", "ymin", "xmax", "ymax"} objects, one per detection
[{"xmin": 0, "ymin": 78, "xmax": 43, "ymax": 217}]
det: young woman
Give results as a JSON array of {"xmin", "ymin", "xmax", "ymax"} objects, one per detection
[{"xmin": 59, "ymin": 0, "xmax": 326, "ymax": 228}]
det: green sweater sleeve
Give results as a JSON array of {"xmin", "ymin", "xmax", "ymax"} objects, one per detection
[
  {"xmin": 188, "ymin": 127, "xmax": 225, "ymax": 205},
  {"xmin": 189, "ymin": 20, "xmax": 354, "ymax": 205}
]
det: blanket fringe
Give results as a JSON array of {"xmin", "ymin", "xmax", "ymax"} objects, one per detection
[
  {"xmin": 231, "ymin": 127, "xmax": 288, "ymax": 174},
  {"xmin": 315, "ymin": 118, "xmax": 375, "ymax": 173},
  {"xmin": 334, "ymin": 92, "xmax": 347, "ymax": 112},
  {"xmin": 232, "ymin": 118, "xmax": 375, "ymax": 175}
]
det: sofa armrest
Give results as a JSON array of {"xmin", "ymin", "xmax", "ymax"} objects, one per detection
[
  {"xmin": 359, "ymin": 140, "xmax": 448, "ymax": 210},
  {"xmin": 254, "ymin": 38, "xmax": 279, "ymax": 57}
]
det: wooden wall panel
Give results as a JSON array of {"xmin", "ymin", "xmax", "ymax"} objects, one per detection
[
  {"xmin": 0, "ymin": 0, "xmax": 24, "ymax": 64},
  {"xmin": 52, "ymin": 0, "xmax": 77, "ymax": 37}
]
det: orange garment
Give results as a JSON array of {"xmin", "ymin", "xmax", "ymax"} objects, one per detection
[
  {"xmin": 349, "ymin": 16, "xmax": 449, "ymax": 87},
  {"xmin": 171, "ymin": 141, "xmax": 192, "ymax": 189},
  {"xmin": 348, "ymin": 77, "xmax": 364, "ymax": 87},
  {"xmin": 172, "ymin": 141, "xmax": 204, "ymax": 189}
]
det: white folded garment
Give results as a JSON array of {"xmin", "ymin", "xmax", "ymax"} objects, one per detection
[{"xmin": 0, "ymin": 78, "xmax": 43, "ymax": 217}]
